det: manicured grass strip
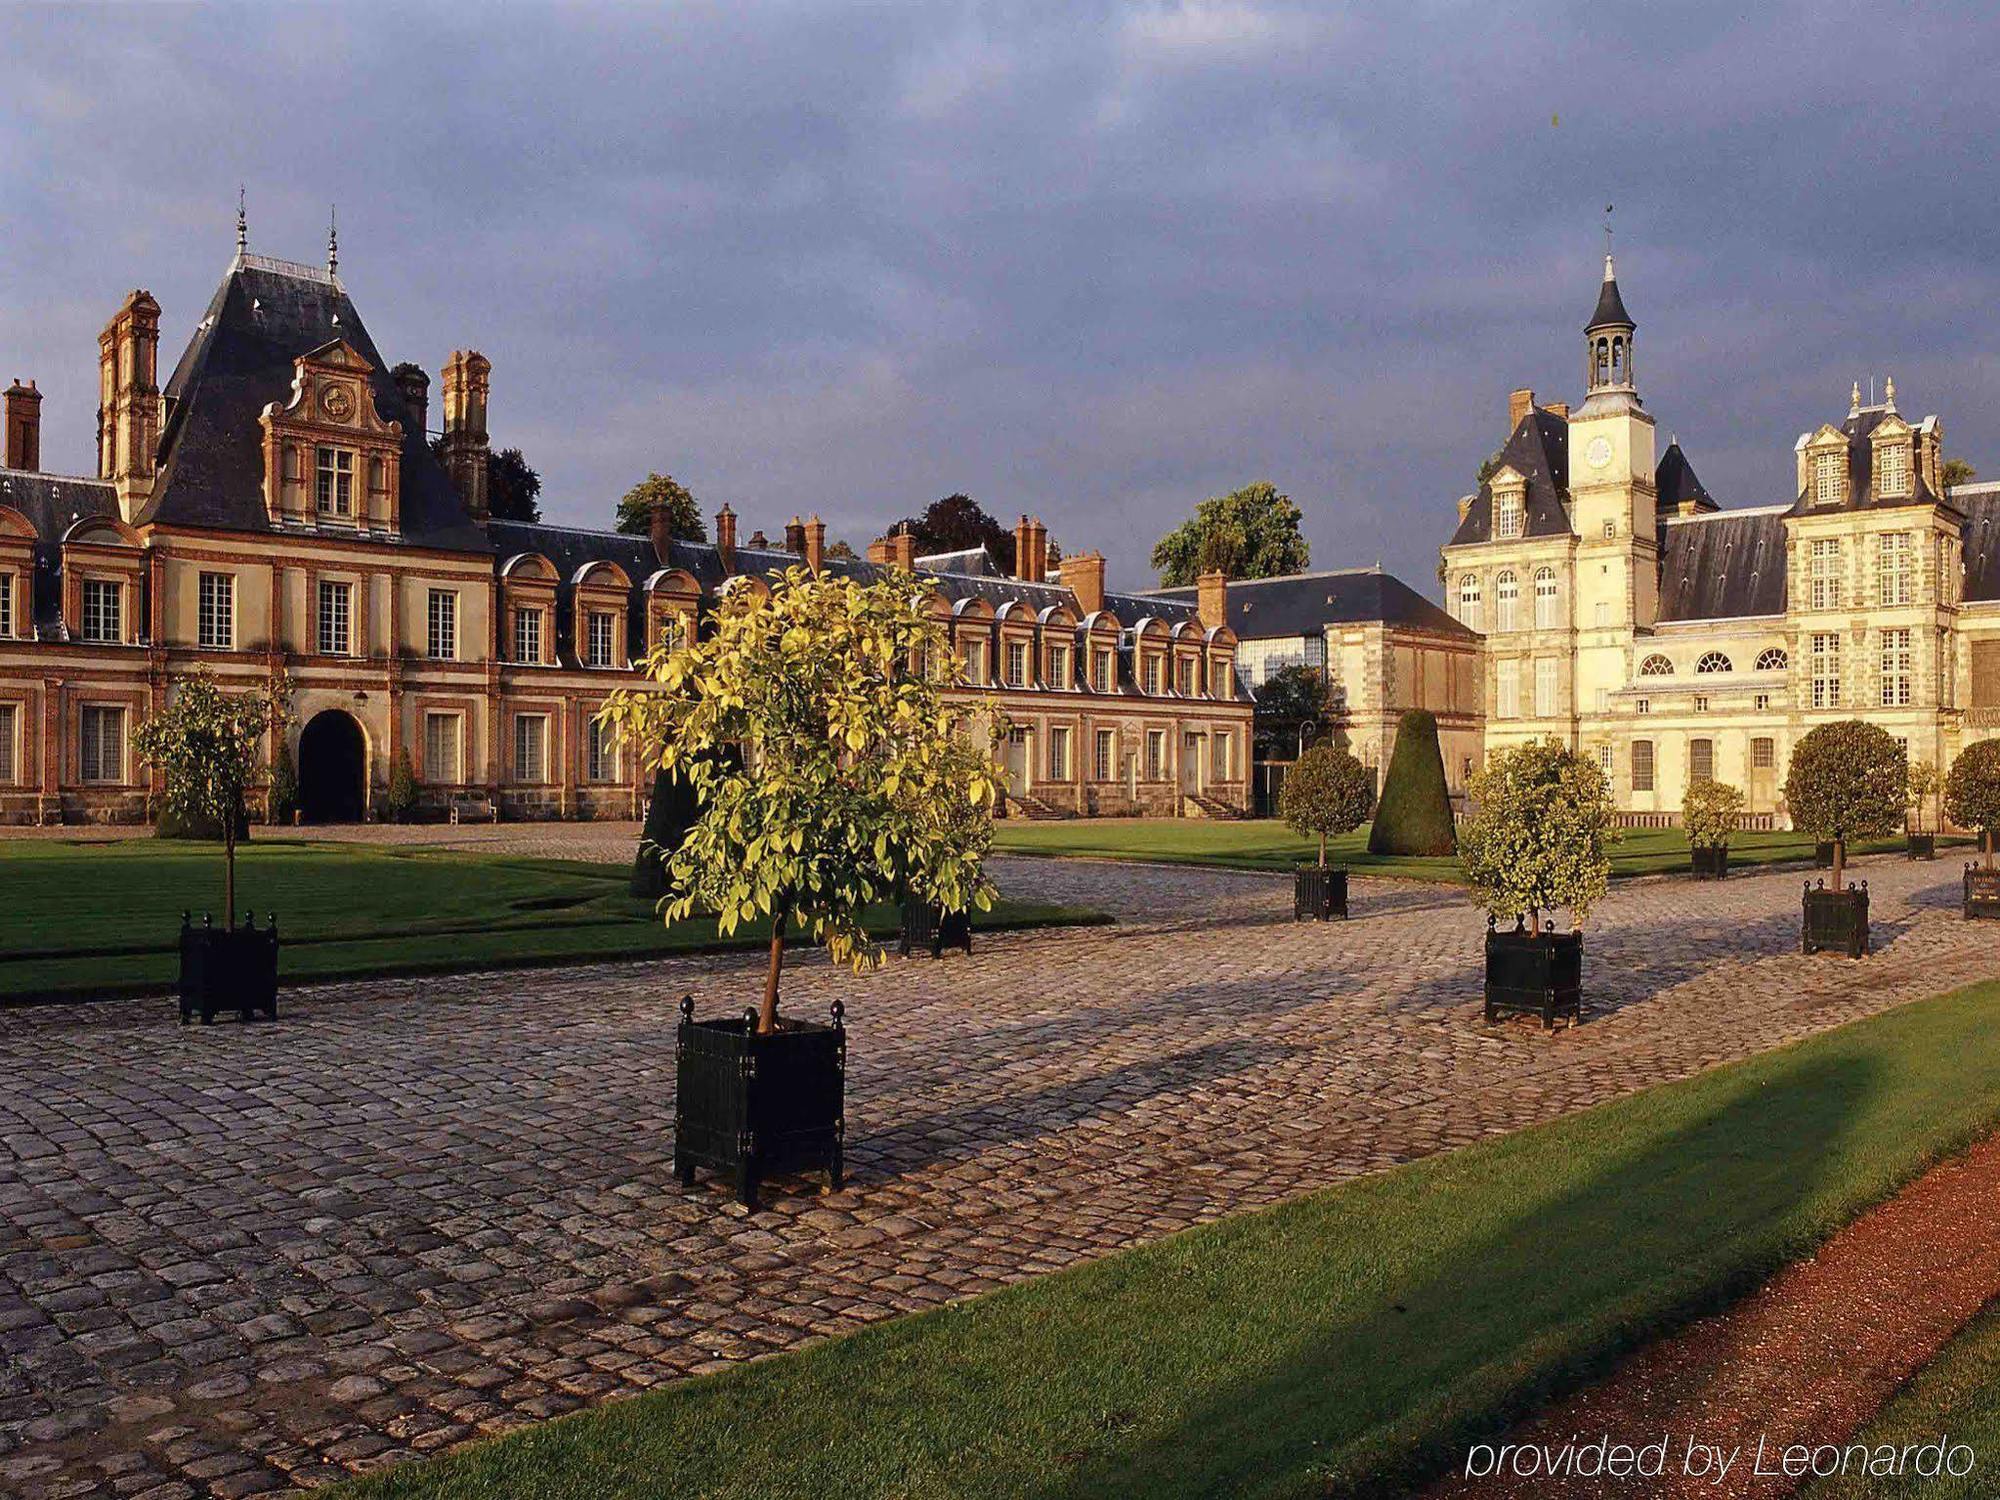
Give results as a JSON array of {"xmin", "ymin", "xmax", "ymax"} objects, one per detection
[
  {"xmin": 337, "ymin": 980, "xmax": 2000, "ymax": 1500},
  {"xmin": 992, "ymin": 818, "xmax": 1932, "ymax": 881},
  {"xmin": 1803, "ymin": 1300, "xmax": 2000, "ymax": 1500}
]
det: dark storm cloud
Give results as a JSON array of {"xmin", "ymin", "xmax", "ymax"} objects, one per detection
[{"xmin": 5, "ymin": 1, "xmax": 2000, "ymax": 595}]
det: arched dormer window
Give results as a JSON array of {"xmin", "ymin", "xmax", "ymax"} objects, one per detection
[
  {"xmin": 1638, "ymin": 653, "xmax": 1673, "ymax": 677},
  {"xmin": 1755, "ymin": 647, "xmax": 1789, "ymax": 672},
  {"xmin": 1533, "ymin": 567, "xmax": 1559, "ymax": 629},
  {"xmin": 1695, "ymin": 651, "xmax": 1732, "ymax": 674},
  {"xmin": 1457, "ymin": 574, "xmax": 1482, "ymax": 631},
  {"xmin": 1495, "ymin": 570, "xmax": 1519, "ymax": 632}
]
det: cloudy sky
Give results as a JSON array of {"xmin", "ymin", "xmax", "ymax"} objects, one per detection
[{"xmin": 4, "ymin": 2, "xmax": 1999, "ymax": 594}]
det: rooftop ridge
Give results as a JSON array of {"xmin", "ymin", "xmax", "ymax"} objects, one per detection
[
  {"xmin": 0, "ymin": 465, "xmax": 113, "ymax": 487},
  {"xmin": 234, "ymin": 251, "xmax": 341, "ymax": 288},
  {"xmin": 1664, "ymin": 503, "xmax": 1791, "ymax": 523},
  {"xmin": 1138, "ymin": 566, "xmax": 1382, "ymax": 595}
]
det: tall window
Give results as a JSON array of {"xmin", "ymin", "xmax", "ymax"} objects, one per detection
[
  {"xmin": 513, "ymin": 714, "xmax": 547, "ymax": 782},
  {"xmin": 1094, "ymin": 728, "xmax": 1115, "ymax": 781},
  {"xmin": 0, "ymin": 571, "xmax": 11, "ymax": 637},
  {"xmin": 1046, "ymin": 645, "xmax": 1069, "ymax": 688},
  {"xmin": 586, "ymin": 717, "xmax": 617, "ymax": 781},
  {"xmin": 1210, "ymin": 660, "xmax": 1230, "ymax": 699},
  {"xmin": 80, "ymin": 704, "xmax": 124, "ymax": 783},
  {"xmin": 427, "ymin": 590, "xmax": 457, "ymax": 661},
  {"xmin": 1879, "ymin": 532, "xmax": 1914, "ymax": 606},
  {"xmin": 963, "ymin": 639, "xmax": 988, "ymax": 685},
  {"xmin": 1534, "ymin": 657, "xmax": 1557, "ymax": 717},
  {"xmin": 587, "ymin": 611, "xmax": 616, "ymax": 669},
  {"xmin": 1533, "ymin": 568, "xmax": 1559, "ymax": 629},
  {"xmin": 1631, "ymin": 739, "xmax": 1655, "ymax": 793},
  {"xmin": 1495, "ymin": 491, "xmax": 1524, "ymax": 539},
  {"xmin": 1811, "ymin": 631, "xmax": 1841, "ymax": 709},
  {"xmin": 1877, "ymin": 442, "xmax": 1911, "ymax": 498},
  {"xmin": 1752, "ymin": 738, "xmax": 1775, "ymax": 772},
  {"xmin": 1047, "ymin": 726, "xmax": 1071, "ymax": 780},
  {"xmin": 1211, "ymin": 732, "xmax": 1231, "ymax": 781},
  {"xmin": 514, "ymin": 607, "xmax": 542, "ymax": 664},
  {"xmin": 1178, "ymin": 656, "xmax": 1196, "ymax": 695},
  {"xmin": 81, "ymin": 579, "xmax": 121, "ymax": 643},
  {"xmin": 1809, "ymin": 538, "xmax": 1844, "ymax": 610},
  {"xmin": 1006, "ymin": 640, "xmax": 1027, "ymax": 688},
  {"xmin": 316, "ymin": 446, "xmax": 355, "ymax": 516},
  {"xmin": 1690, "ymin": 737, "xmax": 1714, "ymax": 782},
  {"xmin": 1495, "ymin": 571, "xmax": 1519, "ymax": 632},
  {"xmin": 1880, "ymin": 627, "xmax": 1913, "ymax": 707},
  {"xmin": 0, "ymin": 702, "xmax": 14, "ymax": 783},
  {"xmin": 1495, "ymin": 659, "xmax": 1520, "ymax": 719},
  {"xmin": 198, "ymin": 572, "xmax": 234, "ymax": 650},
  {"xmin": 1143, "ymin": 655, "xmax": 1161, "ymax": 695},
  {"xmin": 1812, "ymin": 451, "xmax": 1844, "ymax": 506},
  {"xmin": 1145, "ymin": 729, "xmax": 1165, "ymax": 780},
  {"xmin": 424, "ymin": 712, "xmax": 461, "ymax": 784},
  {"xmin": 1094, "ymin": 649, "xmax": 1114, "ymax": 693},
  {"xmin": 316, "ymin": 580, "xmax": 351, "ymax": 656},
  {"xmin": 1457, "ymin": 574, "xmax": 1482, "ymax": 631}
]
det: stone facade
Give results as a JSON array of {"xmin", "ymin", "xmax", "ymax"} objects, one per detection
[{"xmin": 0, "ymin": 239, "xmax": 1249, "ymax": 825}]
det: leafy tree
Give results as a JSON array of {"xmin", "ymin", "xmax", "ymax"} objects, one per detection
[
  {"xmin": 1942, "ymin": 458, "xmax": 1978, "ymax": 490},
  {"xmin": 1254, "ymin": 663, "xmax": 1330, "ymax": 756},
  {"xmin": 1945, "ymin": 740, "xmax": 2000, "ymax": 867},
  {"xmin": 599, "ymin": 568, "xmax": 1000, "ymax": 1033},
  {"xmin": 1279, "ymin": 743, "xmax": 1372, "ymax": 868},
  {"xmin": 384, "ymin": 748, "xmax": 420, "ymax": 824},
  {"xmin": 898, "ymin": 494, "xmax": 1017, "ymax": 572},
  {"xmin": 1784, "ymin": 720, "xmax": 1906, "ymax": 886},
  {"xmin": 1368, "ymin": 709, "xmax": 1457, "ymax": 856},
  {"xmin": 1682, "ymin": 775, "xmax": 1745, "ymax": 852},
  {"xmin": 1150, "ymin": 481, "xmax": 1310, "ymax": 588},
  {"xmin": 267, "ymin": 738, "xmax": 299, "ymax": 826},
  {"xmin": 615, "ymin": 472, "xmax": 707, "ymax": 540},
  {"xmin": 824, "ymin": 538, "xmax": 858, "ymax": 562},
  {"xmin": 1460, "ymin": 739, "xmax": 1616, "ymax": 931},
  {"xmin": 426, "ymin": 439, "xmax": 542, "ymax": 523},
  {"xmin": 133, "ymin": 668, "xmax": 292, "ymax": 920},
  {"xmin": 1907, "ymin": 758, "xmax": 1941, "ymax": 836}
]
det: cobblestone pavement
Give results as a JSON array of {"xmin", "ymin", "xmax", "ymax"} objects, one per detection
[{"xmin": 1, "ymin": 850, "xmax": 1996, "ymax": 1497}]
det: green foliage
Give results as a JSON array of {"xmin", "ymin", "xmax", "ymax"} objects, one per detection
[
  {"xmin": 599, "ymin": 568, "xmax": 1000, "ymax": 1026},
  {"xmin": 1942, "ymin": 458, "xmax": 1978, "ymax": 490},
  {"xmin": 1150, "ymin": 481, "xmax": 1310, "ymax": 588},
  {"xmin": 1681, "ymin": 776, "xmax": 1746, "ymax": 852},
  {"xmin": 1279, "ymin": 743, "xmax": 1372, "ymax": 867},
  {"xmin": 1784, "ymin": 721, "xmax": 1907, "ymax": 844},
  {"xmin": 1253, "ymin": 663, "xmax": 1329, "ymax": 743},
  {"xmin": 384, "ymin": 749, "xmax": 420, "ymax": 824},
  {"xmin": 1461, "ymin": 738, "xmax": 1616, "ymax": 927},
  {"xmin": 615, "ymin": 472, "xmax": 707, "ymax": 539},
  {"xmin": 1945, "ymin": 740, "xmax": 2000, "ymax": 838},
  {"xmin": 1907, "ymin": 758, "xmax": 1941, "ymax": 834},
  {"xmin": 267, "ymin": 738, "xmax": 298, "ymax": 825},
  {"xmin": 898, "ymin": 494, "xmax": 1017, "ymax": 572},
  {"xmin": 427, "ymin": 439, "xmax": 543, "ymax": 523},
  {"xmin": 1367, "ymin": 709, "xmax": 1457, "ymax": 856}
]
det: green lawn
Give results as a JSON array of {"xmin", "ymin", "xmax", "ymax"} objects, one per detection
[
  {"xmin": 0, "ymin": 838, "xmax": 1101, "ymax": 1001},
  {"xmin": 1804, "ymin": 1301, "xmax": 2000, "ymax": 1499},
  {"xmin": 338, "ymin": 979, "xmax": 2000, "ymax": 1500},
  {"xmin": 993, "ymin": 817, "xmax": 1928, "ymax": 881}
]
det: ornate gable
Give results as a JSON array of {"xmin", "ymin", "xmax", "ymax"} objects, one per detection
[{"xmin": 257, "ymin": 339, "xmax": 405, "ymax": 534}]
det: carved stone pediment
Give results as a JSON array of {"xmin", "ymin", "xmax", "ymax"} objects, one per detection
[{"xmin": 258, "ymin": 341, "xmax": 404, "ymax": 532}]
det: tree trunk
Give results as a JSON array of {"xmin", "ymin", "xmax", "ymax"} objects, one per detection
[
  {"xmin": 758, "ymin": 909, "xmax": 785, "ymax": 1035},
  {"xmin": 1987, "ymin": 829, "xmax": 1994, "ymax": 871},
  {"xmin": 224, "ymin": 822, "xmax": 237, "ymax": 924},
  {"xmin": 1831, "ymin": 836, "xmax": 1845, "ymax": 890},
  {"xmin": 1318, "ymin": 830, "xmax": 1326, "ymax": 869}
]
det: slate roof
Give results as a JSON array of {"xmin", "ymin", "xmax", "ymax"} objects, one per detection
[
  {"xmin": 147, "ymin": 256, "xmax": 489, "ymax": 551},
  {"xmin": 1658, "ymin": 508, "xmax": 1788, "ymax": 621},
  {"xmin": 1148, "ymin": 568, "xmax": 1474, "ymax": 641},
  {"xmin": 1447, "ymin": 407, "xmax": 1573, "ymax": 546},
  {"xmin": 1786, "ymin": 406, "xmax": 1948, "ymax": 518},
  {"xmin": 1654, "ymin": 440, "xmax": 1717, "ymax": 513},
  {"xmin": 1955, "ymin": 486, "xmax": 2000, "ymax": 602},
  {"xmin": 1587, "ymin": 265, "xmax": 1634, "ymax": 330},
  {"xmin": 0, "ymin": 468, "xmax": 120, "ymax": 633}
]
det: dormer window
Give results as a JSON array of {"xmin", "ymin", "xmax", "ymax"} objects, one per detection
[
  {"xmin": 316, "ymin": 446, "xmax": 355, "ymax": 516},
  {"xmin": 1812, "ymin": 451, "xmax": 1844, "ymax": 507},
  {"xmin": 1878, "ymin": 441, "xmax": 1911, "ymax": 499},
  {"xmin": 1495, "ymin": 490, "xmax": 1525, "ymax": 540}
]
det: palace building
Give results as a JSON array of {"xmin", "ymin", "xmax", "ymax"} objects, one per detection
[
  {"xmin": 1440, "ymin": 254, "xmax": 2000, "ymax": 819},
  {"xmin": 0, "ymin": 231, "xmax": 1249, "ymax": 825}
]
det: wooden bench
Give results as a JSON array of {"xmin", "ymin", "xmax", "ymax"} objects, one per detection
[{"xmin": 448, "ymin": 795, "xmax": 499, "ymax": 826}]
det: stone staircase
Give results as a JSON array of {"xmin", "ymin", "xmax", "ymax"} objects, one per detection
[
  {"xmin": 1004, "ymin": 792, "xmax": 1075, "ymax": 821},
  {"xmin": 1185, "ymin": 792, "xmax": 1248, "ymax": 821}
]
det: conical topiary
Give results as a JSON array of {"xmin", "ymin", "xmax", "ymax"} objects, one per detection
[
  {"xmin": 1367, "ymin": 708, "xmax": 1457, "ymax": 856},
  {"xmin": 631, "ymin": 763, "xmax": 700, "ymax": 900}
]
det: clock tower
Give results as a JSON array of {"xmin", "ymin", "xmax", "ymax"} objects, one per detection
[{"xmin": 1569, "ymin": 254, "xmax": 1658, "ymax": 633}]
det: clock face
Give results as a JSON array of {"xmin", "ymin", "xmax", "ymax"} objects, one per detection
[
  {"xmin": 1586, "ymin": 435, "xmax": 1613, "ymax": 470},
  {"xmin": 320, "ymin": 383, "xmax": 354, "ymax": 421}
]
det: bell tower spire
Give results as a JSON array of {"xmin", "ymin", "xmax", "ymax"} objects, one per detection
[{"xmin": 1583, "ymin": 248, "xmax": 1638, "ymax": 406}]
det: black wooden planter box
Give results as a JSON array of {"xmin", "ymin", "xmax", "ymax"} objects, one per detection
[
  {"xmin": 1484, "ymin": 921, "xmax": 1582, "ymax": 1029},
  {"xmin": 674, "ymin": 996, "xmax": 845, "ymax": 1211},
  {"xmin": 1802, "ymin": 882, "xmax": 1869, "ymax": 957},
  {"xmin": 1814, "ymin": 842, "xmax": 1837, "ymax": 869},
  {"xmin": 178, "ymin": 913, "xmax": 279, "ymax": 1024},
  {"xmin": 1690, "ymin": 846, "xmax": 1729, "ymax": 880},
  {"xmin": 1908, "ymin": 834, "xmax": 1937, "ymax": 861},
  {"xmin": 1964, "ymin": 864, "xmax": 2000, "ymax": 920},
  {"xmin": 1294, "ymin": 865, "xmax": 1349, "ymax": 920},
  {"xmin": 900, "ymin": 902, "xmax": 972, "ymax": 958}
]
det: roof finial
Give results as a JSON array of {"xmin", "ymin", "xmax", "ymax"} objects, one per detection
[
  {"xmin": 1884, "ymin": 373, "xmax": 1897, "ymax": 411},
  {"xmin": 1850, "ymin": 380, "xmax": 1861, "ymax": 414},
  {"xmin": 1602, "ymin": 202, "xmax": 1615, "ymax": 280},
  {"xmin": 236, "ymin": 185, "xmax": 247, "ymax": 255},
  {"xmin": 327, "ymin": 204, "xmax": 338, "ymax": 277}
]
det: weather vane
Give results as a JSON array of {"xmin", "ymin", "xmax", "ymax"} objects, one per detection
[{"xmin": 1603, "ymin": 203, "xmax": 1614, "ymax": 258}]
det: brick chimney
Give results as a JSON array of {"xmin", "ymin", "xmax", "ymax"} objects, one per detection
[
  {"xmin": 4, "ymin": 380, "xmax": 42, "ymax": 471},
  {"xmin": 1508, "ymin": 387, "xmax": 1536, "ymax": 430},
  {"xmin": 747, "ymin": 528, "xmax": 768, "ymax": 549},
  {"xmin": 866, "ymin": 535, "xmax": 892, "ymax": 565},
  {"xmin": 804, "ymin": 515, "xmax": 826, "ymax": 573},
  {"xmin": 1027, "ymin": 517, "xmax": 1049, "ymax": 583},
  {"xmin": 648, "ymin": 496, "xmax": 677, "ymax": 566},
  {"xmin": 391, "ymin": 362, "xmax": 430, "ymax": 438},
  {"xmin": 1197, "ymin": 569, "xmax": 1229, "ymax": 631},
  {"xmin": 440, "ymin": 350, "xmax": 492, "ymax": 524},
  {"xmin": 1544, "ymin": 401, "xmax": 1569, "ymax": 420},
  {"xmin": 888, "ymin": 526, "xmax": 917, "ymax": 571},
  {"xmin": 783, "ymin": 515, "xmax": 807, "ymax": 556},
  {"xmin": 715, "ymin": 503, "xmax": 738, "ymax": 574},
  {"xmin": 1066, "ymin": 549, "xmax": 1105, "ymax": 615},
  {"xmin": 97, "ymin": 290, "xmax": 162, "ymax": 520},
  {"xmin": 1013, "ymin": 515, "xmax": 1035, "ymax": 581}
]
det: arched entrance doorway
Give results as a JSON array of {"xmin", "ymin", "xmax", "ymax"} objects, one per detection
[{"xmin": 299, "ymin": 711, "xmax": 368, "ymax": 823}]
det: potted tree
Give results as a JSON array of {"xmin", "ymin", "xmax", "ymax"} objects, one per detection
[
  {"xmin": 133, "ymin": 668, "xmax": 291, "ymax": 1024},
  {"xmin": 899, "ymin": 732, "xmax": 998, "ymax": 958},
  {"xmin": 601, "ymin": 567, "xmax": 999, "ymax": 1210},
  {"xmin": 1683, "ymin": 775, "xmax": 1745, "ymax": 880},
  {"xmin": 1784, "ymin": 720, "xmax": 1904, "ymax": 957},
  {"xmin": 1279, "ymin": 740, "xmax": 1372, "ymax": 919},
  {"xmin": 1945, "ymin": 740, "xmax": 2000, "ymax": 919},
  {"xmin": 384, "ymin": 747, "xmax": 420, "ymax": 824},
  {"xmin": 1459, "ymin": 739, "xmax": 1615, "ymax": 1028},
  {"xmin": 1906, "ymin": 758, "xmax": 1940, "ymax": 860}
]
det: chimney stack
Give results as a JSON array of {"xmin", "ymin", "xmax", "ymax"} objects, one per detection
[
  {"xmin": 1028, "ymin": 517, "xmax": 1049, "ymax": 583},
  {"xmin": 866, "ymin": 535, "xmax": 892, "ymax": 565},
  {"xmin": 4, "ymin": 380, "xmax": 42, "ymax": 472},
  {"xmin": 715, "ymin": 503, "xmax": 738, "ymax": 574},
  {"xmin": 440, "ymin": 350, "xmax": 492, "ymax": 524},
  {"xmin": 98, "ymin": 290, "xmax": 162, "ymax": 520},
  {"xmin": 648, "ymin": 496, "xmax": 677, "ymax": 566},
  {"xmin": 1508, "ymin": 387, "xmax": 1536, "ymax": 430},
  {"xmin": 783, "ymin": 515, "xmax": 807, "ymax": 556},
  {"xmin": 1066, "ymin": 549, "xmax": 1105, "ymax": 615},
  {"xmin": 1544, "ymin": 400, "xmax": 1569, "ymax": 420},
  {"xmin": 888, "ymin": 525, "xmax": 917, "ymax": 571},
  {"xmin": 1197, "ymin": 569, "xmax": 1229, "ymax": 632},
  {"xmin": 804, "ymin": 515, "xmax": 826, "ymax": 573},
  {"xmin": 391, "ymin": 362, "xmax": 430, "ymax": 439},
  {"xmin": 1013, "ymin": 515, "xmax": 1034, "ymax": 581}
]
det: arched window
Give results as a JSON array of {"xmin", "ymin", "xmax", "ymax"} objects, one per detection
[
  {"xmin": 1533, "ymin": 567, "xmax": 1559, "ymax": 629},
  {"xmin": 1638, "ymin": 653, "xmax": 1673, "ymax": 677},
  {"xmin": 1755, "ymin": 647, "xmax": 1788, "ymax": 672},
  {"xmin": 1495, "ymin": 571, "xmax": 1519, "ymax": 632},
  {"xmin": 1457, "ymin": 574, "xmax": 1482, "ymax": 631},
  {"xmin": 1695, "ymin": 652, "xmax": 1733, "ymax": 674}
]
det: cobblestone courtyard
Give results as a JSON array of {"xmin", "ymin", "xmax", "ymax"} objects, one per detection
[{"xmin": 1, "ymin": 844, "xmax": 1996, "ymax": 1497}]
